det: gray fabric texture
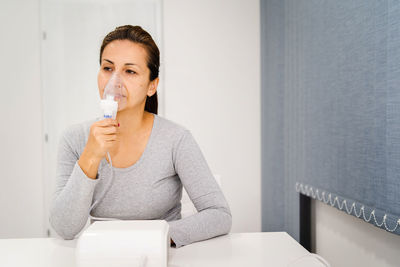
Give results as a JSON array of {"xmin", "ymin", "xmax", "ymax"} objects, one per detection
[{"xmin": 49, "ymin": 113, "xmax": 232, "ymax": 248}]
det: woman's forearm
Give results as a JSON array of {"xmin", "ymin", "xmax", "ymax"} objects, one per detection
[
  {"xmin": 78, "ymin": 148, "xmax": 102, "ymax": 179},
  {"xmin": 50, "ymin": 160, "xmax": 99, "ymax": 239}
]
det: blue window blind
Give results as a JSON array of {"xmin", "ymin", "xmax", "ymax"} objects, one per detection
[{"xmin": 261, "ymin": 0, "xmax": 400, "ymax": 241}]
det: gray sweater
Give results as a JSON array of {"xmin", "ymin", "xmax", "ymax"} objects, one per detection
[{"xmin": 49, "ymin": 113, "xmax": 232, "ymax": 248}]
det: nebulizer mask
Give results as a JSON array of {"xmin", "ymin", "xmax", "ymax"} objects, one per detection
[
  {"xmin": 100, "ymin": 72, "xmax": 126, "ymax": 119},
  {"xmin": 89, "ymin": 71, "xmax": 127, "ymax": 220}
]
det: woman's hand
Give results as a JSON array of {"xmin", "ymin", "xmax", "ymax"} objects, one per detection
[
  {"xmin": 85, "ymin": 118, "xmax": 120, "ymax": 160},
  {"xmin": 78, "ymin": 118, "xmax": 119, "ymax": 179}
]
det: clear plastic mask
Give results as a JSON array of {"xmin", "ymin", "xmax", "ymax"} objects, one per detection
[
  {"xmin": 103, "ymin": 72, "xmax": 127, "ymax": 105},
  {"xmin": 100, "ymin": 72, "xmax": 127, "ymax": 119}
]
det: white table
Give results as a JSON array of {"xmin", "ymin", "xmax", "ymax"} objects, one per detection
[{"xmin": 0, "ymin": 232, "xmax": 325, "ymax": 267}]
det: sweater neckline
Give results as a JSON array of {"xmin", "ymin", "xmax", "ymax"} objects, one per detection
[{"xmin": 100, "ymin": 113, "xmax": 158, "ymax": 173}]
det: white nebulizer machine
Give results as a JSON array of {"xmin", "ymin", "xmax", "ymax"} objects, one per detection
[
  {"xmin": 76, "ymin": 220, "xmax": 170, "ymax": 267},
  {"xmin": 76, "ymin": 72, "xmax": 171, "ymax": 267}
]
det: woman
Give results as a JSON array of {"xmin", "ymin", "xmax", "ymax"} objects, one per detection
[{"xmin": 49, "ymin": 25, "xmax": 232, "ymax": 248}]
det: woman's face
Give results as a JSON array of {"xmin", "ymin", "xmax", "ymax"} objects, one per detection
[{"xmin": 98, "ymin": 39, "xmax": 157, "ymax": 112}]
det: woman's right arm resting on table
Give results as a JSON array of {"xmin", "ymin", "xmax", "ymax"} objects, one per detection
[{"xmin": 49, "ymin": 127, "xmax": 100, "ymax": 240}]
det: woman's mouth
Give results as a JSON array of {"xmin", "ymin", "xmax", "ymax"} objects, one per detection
[{"xmin": 114, "ymin": 94, "xmax": 126, "ymax": 100}]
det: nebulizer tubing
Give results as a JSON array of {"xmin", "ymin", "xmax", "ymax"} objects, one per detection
[{"xmin": 88, "ymin": 72, "xmax": 125, "ymax": 222}]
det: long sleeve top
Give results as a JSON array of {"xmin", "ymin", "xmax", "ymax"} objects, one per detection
[{"xmin": 49, "ymin": 113, "xmax": 232, "ymax": 248}]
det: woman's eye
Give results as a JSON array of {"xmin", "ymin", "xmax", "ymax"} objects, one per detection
[
  {"xmin": 126, "ymin": 69, "xmax": 136, "ymax": 75},
  {"xmin": 103, "ymin": 67, "xmax": 112, "ymax": 71}
]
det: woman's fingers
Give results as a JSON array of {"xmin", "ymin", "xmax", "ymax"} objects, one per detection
[
  {"xmin": 86, "ymin": 118, "xmax": 119, "ymax": 159},
  {"xmin": 97, "ymin": 118, "xmax": 118, "ymax": 127},
  {"xmin": 102, "ymin": 134, "xmax": 118, "ymax": 141},
  {"xmin": 101, "ymin": 127, "xmax": 118, "ymax": 135}
]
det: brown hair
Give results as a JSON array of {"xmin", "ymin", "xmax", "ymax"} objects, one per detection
[{"xmin": 100, "ymin": 25, "xmax": 159, "ymax": 114}]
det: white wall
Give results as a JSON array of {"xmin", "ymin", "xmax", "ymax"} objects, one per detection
[
  {"xmin": 0, "ymin": 0, "xmax": 261, "ymax": 238},
  {"xmin": 163, "ymin": 0, "xmax": 261, "ymax": 232},
  {"xmin": 312, "ymin": 199, "xmax": 400, "ymax": 267},
  {"xmin": 0, "ymin": 0, "xmax": 45, "ymax": 238}
]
